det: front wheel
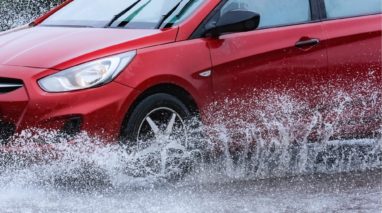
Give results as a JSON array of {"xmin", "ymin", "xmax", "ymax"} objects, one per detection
[{"xmin": 121, "ymin": 93, "xmax": 195, "ymax": 179}]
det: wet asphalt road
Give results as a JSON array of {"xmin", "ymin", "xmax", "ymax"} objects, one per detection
[{"xmin": 0, "ymin": 169, "xmax": 381, "ymax": 213}]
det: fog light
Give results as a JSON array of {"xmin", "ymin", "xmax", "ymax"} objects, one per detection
[
  {"xmin": 0, "ymin": 120, "xmax": 15, "ymax": 144},
  {"xmin": 62, "ymin": 117, "xmax": 82, "ymax": 136}
]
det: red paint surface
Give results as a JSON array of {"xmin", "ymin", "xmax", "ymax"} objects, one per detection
[{"xmin": 0, "ymin": 2, "xmax": 381, "ymax": 141}]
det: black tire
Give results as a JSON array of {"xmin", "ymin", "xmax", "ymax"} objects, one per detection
[
  {"xmin": 121, "ymin": 93, "xmax": 191, "ymax": 144},
  {"xmin": 120, "ymin": 93, "xmax": 194, "ymax": 179}
]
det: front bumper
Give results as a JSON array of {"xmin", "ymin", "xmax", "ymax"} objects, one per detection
[{"xmin": 0, "ymin": 65, "xmax": 138, "ymax": 142}]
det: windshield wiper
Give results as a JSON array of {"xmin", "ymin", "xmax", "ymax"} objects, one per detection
[
  {"xmin": 160, "ymin": 0, "xmax": 197, "ymax": 29},
  {"xmin": 117, "ymin": 0, "xmax": 152, "ymax": 28},
  {"xmin": 155, "ymin": 0, "xmax": 183, "ymax": 29},
  {"xmin": 106, "ymin": 0, "xmax": 142, "ymax": 27}
]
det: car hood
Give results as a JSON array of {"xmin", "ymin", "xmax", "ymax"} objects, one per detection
[{"xmin": 0, "ymin": 26, "xmax": 177, "ymax": 70}]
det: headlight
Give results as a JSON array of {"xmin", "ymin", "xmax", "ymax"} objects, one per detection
[{"xmin": 38, "ymin": 51, "xmax": 136, "ymax": 92}]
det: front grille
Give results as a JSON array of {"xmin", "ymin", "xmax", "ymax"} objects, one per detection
[
  {"xmin": 0, "ymin": 120, "xmax": 15, "ymax": 143},
  {"xmin": 0, "ymin": 78, "xmax": 23, "ymax": 94}
]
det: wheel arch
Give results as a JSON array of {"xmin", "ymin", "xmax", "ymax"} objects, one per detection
[
  {"xmin": 134, "ymin": 83, "xmax": 200, "ymax": 114},
  {"xmin": 120, "ymin": 82, "xmax": 201, "ymax": 138}
]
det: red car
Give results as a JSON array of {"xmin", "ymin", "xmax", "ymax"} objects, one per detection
[{"xmin": 0, "ymin": 0, "xmax": 381, "ymax": 147}]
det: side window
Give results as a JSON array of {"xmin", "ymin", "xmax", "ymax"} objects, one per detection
[
  {"xmin": 324, "ymin": 0, "xmax": 382, "ymax": 19},
  {"xmin": 221, "ymin": 0, "xmax": 311, "ymax": 28}
]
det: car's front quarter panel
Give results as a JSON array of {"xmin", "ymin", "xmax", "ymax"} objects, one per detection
[{"xmin": 114, "ymin": 38, "xmax": 214, "ymax": 117}]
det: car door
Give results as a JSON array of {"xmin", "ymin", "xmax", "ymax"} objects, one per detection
[
  {"xmin": 320, "ymin": 0, "xmax": 382, "ymax": 138},
  {"xmin": 204, "ymin": 0, "xmax": 328, "ymax": 131}
]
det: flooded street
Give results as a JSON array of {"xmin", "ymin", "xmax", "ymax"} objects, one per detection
[
  {"xmin": 0, "ymin": 169, "xmax": 381, "ymax": 213},
  {"xmin": 0, "ymin": 132, "xmax": 381, "ymax": 212},
  {"xmin": 1, "ymin": 89, "xmax": 381, "ymax": 212}
]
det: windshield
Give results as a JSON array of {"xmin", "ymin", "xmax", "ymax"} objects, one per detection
[{"xmin": 41, "ymin": 0, "xmax": 203, "ymax": 29}]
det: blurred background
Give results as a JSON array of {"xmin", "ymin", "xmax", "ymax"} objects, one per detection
[{"xmin": 0, "ymin": 0, "xmax": 61, "ymax": 31}]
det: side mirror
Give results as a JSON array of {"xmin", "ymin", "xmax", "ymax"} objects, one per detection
[{"xmin": 204, "ymin": 10, "xmax": 260, "ymax": 38}]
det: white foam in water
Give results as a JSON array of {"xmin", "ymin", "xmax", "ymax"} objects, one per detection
[
  {"xmin": 0, "ymin": 94, "xmax": 381, "ymax": 212},
  {"xmin": 0, "ymin": 82, "xmax": 381, "ymax": 190},
  {"xmin": 0, "ymin": 88, "xmax": 381, "ymax": 211}
]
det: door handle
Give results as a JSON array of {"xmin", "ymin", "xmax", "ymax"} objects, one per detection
[{"xmin": 295, "ymin": 38, "xmax": 320, "ymax": 48}]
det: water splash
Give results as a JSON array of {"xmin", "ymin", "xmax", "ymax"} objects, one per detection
[{"xmin": 0, "ymin": 85, "xmax": 381, "ymax": 191}]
